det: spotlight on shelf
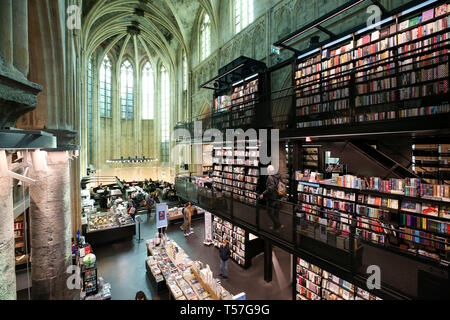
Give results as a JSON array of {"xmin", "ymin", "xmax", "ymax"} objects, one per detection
[{"xmin": 106, "ymin": 156, "xmax": 157, "ymax": 164}]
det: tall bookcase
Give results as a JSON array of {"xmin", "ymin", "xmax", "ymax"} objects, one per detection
[
  {"xmin": 294, "ymin": 3, "xmax": 450, "ymax": 130},
  {"xmin": 413, "ymin": 143, "xmax": 450, "ymax": 183},
  {"xmin": 212, "ymin": 140, "xmax": 263, "ymax": 206},
  {"xmin": 14, "ymin": 211, "xmax": 30, "ymax": 269},
  {"xmin": 213, "ymin": 73, "xmax": 264, "ymax": 129},
  {"xmin": 296, "ymin": 174, "xmax": 450, "ymax": 264},
  {"xmin": 213, "ymin": 215, "xmax": 264, "ymax": 269},
  {"xmin": 295, "ymin": 257, "xmax": 382, "ymax": 300}
]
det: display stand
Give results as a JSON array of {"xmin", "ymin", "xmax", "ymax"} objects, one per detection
[
  {"xmin": 191, "ymin": 268, "xmax": 219, "ymax": 300},
  {"xmin": 136, "ymin": 215, "xmax": 144, "ymax": 242},
  {"xmin": 81, "ymin": 262, "xmax": 98, "ymax": 297}
]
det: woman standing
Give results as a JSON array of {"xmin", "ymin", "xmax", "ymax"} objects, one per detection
[{"xmin": 182, "ymin": 202, "xmax": 193, "ymax": 237}]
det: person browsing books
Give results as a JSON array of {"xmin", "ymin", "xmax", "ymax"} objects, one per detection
[{"xmin": 219, "ymin": 239, "xmax": 231, "ymax": 279}]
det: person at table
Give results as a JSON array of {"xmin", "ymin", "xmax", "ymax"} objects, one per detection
[{"xmin": 219, "ymin": 239, "xmax": 231, "ymax": 279}]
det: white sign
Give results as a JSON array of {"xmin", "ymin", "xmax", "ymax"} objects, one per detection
[
  {"xmin": 156, "ymin": 203, "xmax": 168, "ymax": 229},
  {"xmin": 204, "ymin": 211, "xmax": 213, "ymax": 243}
]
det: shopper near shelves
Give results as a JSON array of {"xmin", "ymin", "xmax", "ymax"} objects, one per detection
[
  {"xmin": 259, "ymin": 165, "xmax": 284, "ymax": 232},
  {"xmin": 182, "ymin": 202, "xmax": 193, "ymax": 237},
  {"xmin": 145, "ymin": 193, "xmax": 154, "ymax": 221},
  {"xmin": 135, "ymin": 291, "xmax": 147, "ymax": 300},
  {"xmin": 219, "ymin": 239, "xmax": 231, "ymax": 279},
  {"xmin": 127, "ymin": 197, "xmax": 137, "ymax": 222}
]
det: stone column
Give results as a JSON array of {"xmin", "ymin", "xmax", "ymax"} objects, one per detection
[
  {"xmin": 0, "ymin": 0, "xmax": 13, "ymax": 68},
  {"xmin": 12, "ymin": 0, "xmax": 29, "ymax": 77},
  {"xmin": 0, "ymin": 153, "xmax": 16, "ymax": 300},
  {"xmin": 29, "ymin": 151, "xmax": 75, "ymax": 300}
]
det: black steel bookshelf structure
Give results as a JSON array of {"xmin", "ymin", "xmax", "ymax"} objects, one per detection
[
  {"xmin": 213, "ymin": 215, "xmax": 264, "ymax": 269},
  {"xmin": 200, "ymin": 56, "xmax": 269, "ymax": 132},
  {"xmin": 174, "ymin": 0, "xmax": 450, "ymax": 301},
  {"xmin": 292, "ymin": 1, "xmax": 450, "ymax": 134},
  {"xmin": 212, "ymin": 140, "xmax": 264, "ymax": 206}
]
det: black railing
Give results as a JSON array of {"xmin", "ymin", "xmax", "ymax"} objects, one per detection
[{"xmin": 174, "ymin": 176, "xmax": 450, "ymax": 300}]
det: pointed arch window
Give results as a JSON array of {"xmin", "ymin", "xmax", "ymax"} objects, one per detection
[
  {"xmin": 183, "ymin": 53, "xmax": 188, "ymax": 91},
  {"xmin": 88, "ymin": 57, "xmax": 93, "ymax": 165},
  {"xmin": 200, "ymin": 14, "xmax": 211, "ymax": 61},
  {"xmin": 142, "ymin": 62, "xmax": 154, "ymax": 120},
  {"xmin": 235, "ymin": 0, "xmax": 254, "ymax": 34},
  {"xmin": 161, "ymin": 66, "xmax": 170, "ymax": 163},
  {"xmin": 121, "ymin": 60, "xmax": 134, "ymax": 119},
  {"xmin": 99, "ymin": 56, "xmax": 112, "ymax": 118}
]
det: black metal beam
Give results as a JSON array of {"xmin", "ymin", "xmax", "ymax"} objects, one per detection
[
  {"xmin": 274, "ymin": 0, "xmax": 364, "ymax": 46},
  {"xmin": 278, "ymin": 44, "xmax": 302, "ymax": 56},
  {"xmin": 370, "ymin": 0, "xmax": 389, "ymax": 15},
  {"xmin": 316, "ymin": 25, "xmax": 335, "ymax": 38},
  {"xmin": 272, "ymin": 0, "xmax": 438, "ymax": 64}
]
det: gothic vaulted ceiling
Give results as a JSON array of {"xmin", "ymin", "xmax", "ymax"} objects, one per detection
[{"xmin": 82, "ymin": 0, "xmax": 219, "ymax": 69}]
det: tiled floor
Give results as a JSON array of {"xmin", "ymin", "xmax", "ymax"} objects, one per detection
[{"xmin": 94, "ymin": 214, "xmax": 293, "ymax": 300}]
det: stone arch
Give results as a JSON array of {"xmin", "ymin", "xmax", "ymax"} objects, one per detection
[
  {"xmin": 295, "ymin": 0, "xmax": 316, "ymax": 29},
  {"xmin": 276, "ymin": 6, "xmax": 292, "ymax": 39},
  {"xmin": 242, "ymin": 34, "xmax": 252, "ymax": 57},
  {"xmin": 253, "ymin": 25, "xmax": 266, "ymax": 61}
]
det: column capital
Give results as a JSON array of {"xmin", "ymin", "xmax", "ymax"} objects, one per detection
[{"xmin": 0, "ymin": 67, "xmax": 42, "ymax": 129}]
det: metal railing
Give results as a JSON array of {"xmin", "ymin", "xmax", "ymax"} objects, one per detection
[{"xmin": 174, "ymin": 176, "xmax": 450, "ymax": 300}]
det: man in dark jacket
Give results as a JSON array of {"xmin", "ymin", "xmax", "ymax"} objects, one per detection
[
  {"xmin": 219, "ymin": 239, "xmax": 231, "ymax": 279},
  {"xmin": 259, "ymin": 165, "xmax": 283, "ymax": 231}
]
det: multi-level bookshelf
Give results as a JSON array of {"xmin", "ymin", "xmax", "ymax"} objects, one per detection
[
  {"xmin": 296, "ymin": 257, "xmax": 382, "ymax": 300},
  {"xmin": 212, "ymin": 216, "xmax": 264, "ymax": 269},
  {"xmin": 212, "ymin": 141, "xmax": 262, "ymax": 206},
  {"xmin": 213, "ymin": 73, "xmax": 264, "ymax": 129},
  {"xmin": 296, "ymin": 171, "xmax": 450, "ymax": 265},
  {"xmin": 294, "ymin": 3, "xmax": 450, "ymax": 130},
  {"xmin": 230, "ymin": 75, "xmax": 261, "ymax": 127}
]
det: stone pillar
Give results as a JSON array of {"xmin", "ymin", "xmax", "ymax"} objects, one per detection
[
  {"xmin": 29, "ymin": 151, "xmax": 75, "ymax": 300},
  {"xmin": 12, "ymin": 0, "xmax": 29, "ymax": 76},
  {"xmin": 0, "ymin": 0, "xmax": 13, "ymax": 68},
  {"xmin": 0, "ymin": 153, "xmax": 16, "ymax": 300}
]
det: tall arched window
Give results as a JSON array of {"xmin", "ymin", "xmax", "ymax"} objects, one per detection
[
  {"xmin": 235, "ymin": 0, "xmax": 254, "ymax": 33},
  {"xmin": 121, "ymin": 60, "xmax": 134, "ymax": 119},
  {"xmin": 99, "ymin": 56, "xmax": 112, "ymax": 118},
  {"xmin": 161, "ymin": 66, "xmax": 170, "ymax": 163},
  {"xmin": 142, "ymin": 62, "xmax": 154, "ymax": 120},
  {"xmin": 183, "ymin": 52, "xmax": 188, "ymax": 91},
  {"xmin": 88, "ymin": 57, "xmax": 93, "ymax": 165},
  {"xmin": 200, "ymin": 14, "xmax": 211, "ymax": 61}
]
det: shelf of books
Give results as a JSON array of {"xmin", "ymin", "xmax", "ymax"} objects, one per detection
[
  {"xmin": 294, "ymin": 3, "xmax": 450, "ymax": 130},
  {"xmin": 296, "ymin": 257, "xmax": 382, "ymax": 300},
  {"xmin": 213, "ymin": 73, "xmax": 263, "ymax": 129},
  {"xmin": 302, "ymin": 147, "xmax": 319, "ymax": 170},
  {"xmin": 296, "ymin": 170, "xmax": 450, "ymax": 265},
  {"xmin": 413, "ymin": 143, "xmax": 450, "ymax": 183},
  {"xmin": 14, "ymin": 213, "xmax": 29, "ymax": 268},
  {"xmin": 212, "ymin": 216, "xmax": 263, "ymax": 269},
  {"xmin": 212, "ymin": 141, "xmax": 262, "ymax": 206}
]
